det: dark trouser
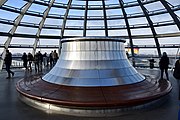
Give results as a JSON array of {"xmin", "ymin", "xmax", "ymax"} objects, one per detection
[
  {"xmin": 6, "ymin": 64, "xmax": 14, "ymax": 77},
  {"xmin": 23, "ymin": 61, "xmax": 27, "ymax": 69},
  {"xmin": 34, "ymin": 62, "xmax": 39, "ymax": 72},
  {"xmin": 28, "ymin": 61, "xmax": 32, "ymax": 71},
  {"xmin": 161, "ymin": 68, "xmax": 169, "ymax": 80}
]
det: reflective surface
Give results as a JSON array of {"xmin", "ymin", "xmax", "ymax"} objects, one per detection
[{"xmin": 43, "ymin": 37, "xmax": 145, "ymax": 86}]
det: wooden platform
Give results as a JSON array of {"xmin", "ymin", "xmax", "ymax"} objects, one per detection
[{"xmin": 16, "ymin": 74, "xmax": 172, "ymax": 108}]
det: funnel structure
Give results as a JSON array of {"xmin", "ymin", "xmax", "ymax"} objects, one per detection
[
  {"xmin": 43, "ymin": 37, "xmax": 144, "ymax": 86},
  {"xmin": 16, "ymin": 37, "xmax": 172, "ymax": 116}
]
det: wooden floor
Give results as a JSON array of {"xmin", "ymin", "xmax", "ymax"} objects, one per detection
[{"xmin": 0, "ymin": 68, "xmax": 179, "ymax": 120}]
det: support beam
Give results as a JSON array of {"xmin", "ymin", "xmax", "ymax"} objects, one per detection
[
  {"xmin": 60, "ymin": 0, "xmax": 72, "ymax": 38},
  {"xmin": 160, "ymin": 0, "xmax": 180, "ymax": 30},
  {"xmin": 0, "ymin": 0, "xmax": 34, "ymax": 70},
  {"xmin": 32, "ymin": 0, "xmax": 55, "ymax": 56},
  {"xmin": 102, "ymin": 0, "xmax": 108, "ymax": 36},
  {"xmin": 83, "ymin": 0, "xmax": 88, "ymax": 37},
  {"xmin": 137, "ymin": 0, "xmax": 161, "ymax": 57},
  {"xmin": 119, "ymin": 0, "xmax": 136, "ymax": 66},
  {"xmin": 0, "ymin": 0, "xmax": 7, "ymax": 6}
]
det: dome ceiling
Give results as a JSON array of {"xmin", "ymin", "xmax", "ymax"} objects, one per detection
[{"xmin": 0, "ymin": 0, "xmax": 180, "ymax": 56}]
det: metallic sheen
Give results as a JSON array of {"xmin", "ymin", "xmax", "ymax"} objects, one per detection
[{"xmin": 43, "ymin": 37, "xmax": 145, "ymax": 86}]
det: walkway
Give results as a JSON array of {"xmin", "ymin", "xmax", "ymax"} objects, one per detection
[{"xmin": 0, "ymin": 68, "xmax": 179, "ymax": 120}]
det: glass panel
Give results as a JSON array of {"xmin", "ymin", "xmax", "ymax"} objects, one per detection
[
  {"xmin": 69, "ymin": 9, "xmax": 84, "ymax": 16},
  {"xmin": 87, "ymin": 20, "xmax": 104, "ymax": 27},
  {"xmin": 66, "ymin": 20, "xmax": 83, "ymax": 26},
  {"xmin": 108, "ymin": 30, "xmax": 128, "ymax": 36},
  {"xmin": 86, "ymin": 30, "xmax": 105, "ymax": 36},
  {"xmin": 29, "ymin": 4, "xmax": 47, "ymax": 13},
  {"xmin": 145, "ymin": 1, "xmax": 165, "ymax": 11},
  {"xmin": 0, "ymin": 9, "xmax": 18, "ymax": 20},
  {"xmin": 21, "ymin": 15, "xmax": 41, "ymax": 23},
  {"xmin": 64, "ymin": 30, "xmax": 83, "ymax": 36},
  {"xmin": 49, "ymin": 7, "xmax": 66, "ymax": 15},
  {"xmin": 131, "ymin": 28, "xmax": 152, "ymax": 35},
  {"xmin": 105, "ymin": 0, "xmax": 119, "ymax": 5},
  {"xmin": 88, "ymin": 10, "xmax": 103, "ymax": 16},
  {"xmin": 150, "ymin": 13, "xmax": 173, "ymax": 23},
  {"xmin": 15, "ymin": 26, "xmax": 38, "ymax": 35},
  {"xmin": 165, "ymin": 0, "xmax": 179, "ymax": 6},
  {"xmin": 0, "ymin": 23, "xmax": 13, "ymax": 32},
  {"xmin": 0, "ymin": 36, "xmax": 8, "ymax": 44},
  {"xmin": 124, "ymin": 6, "xmax": 143, "ymax": 14},
  {"xmin": 155, "ymin": 25, "xmax": 179, "ymax": 34},
  {"xmin": 4, "ymin": 0, "xmax": 26, "ymax": 8},
  {"xmin": 106, "ymin": 9, "xmax": 123, "ymax": 16},
  {"xmin": 128, "ymin": 17, "xmax": 148, "ymax": 25},
  {"xmin": 41, "ymin": 28, "xmax": 60, "ymax": 36},
  {"xmin": 107, "ymin": 19, "xmax": 126, "ymax": 26},
  {"xmin": 11, "ymin": 37, "xmax": 34, "ymax": 45},
  {"xmin": 44, "ymin": 18, "xmax": 62, "ymax": 25}
]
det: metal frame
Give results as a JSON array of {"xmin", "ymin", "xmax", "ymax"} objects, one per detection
[
  {"xmin": 160, "ymin": 0, "xmax": 180, "ymax": 30},
  {"xmin": 32, "ymin": 0, "xmax": 55, "ymax": 56},
  {"xmin": 119, "ymin": 0, "xmax": 135, "ymax": 66},
  {"xmin": 137, "ymin": 0, "xmax": 161, "ymax": 57},
  {"xmin": 102, "ymin": 0, "xmax": 108, "ymax": 36},
  {"xmin": 0, "ymin": 0, "xmax": 7, "ymax": 6},
  {"xmin": 60, "ymin": 0, "xmax": 72, "ymax": 38},
  {"xmin": 0, "ymin": 0, "xmax": 34, "ymax": 70},
  {"xmin": 83, "ymin": 0, "xmax": 88, "ymax": 37}
]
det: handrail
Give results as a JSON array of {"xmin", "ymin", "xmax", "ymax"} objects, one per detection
[{"xmin": 0, "ymin": 44, "xmax": 179, "ymax": 49}]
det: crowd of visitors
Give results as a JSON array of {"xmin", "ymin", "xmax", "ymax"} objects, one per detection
[
  {"xmin": 21, "ymin": 50, "xmax": 59, "ymax": 72},
  {"xmin": 4, "ymin": 49, "xmax": 180, "ymax": 82}
]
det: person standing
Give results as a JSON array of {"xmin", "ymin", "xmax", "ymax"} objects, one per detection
[
  {"xmin": 4, "ymin": 50, "xmax": 14, "ymax": 79},
  {"xmin": 173, "ymin": 56, "xmax": 180, "ymax": 79},
  {"xmin": 22, "ymin": 52, "xmax": 28, "ymax": 70},
  {"xmin": 34, "ymin": 52, "xmax": 39, "ymax": 72},
  {"xmin": 38, "ymin": 51, "xmax": 43, "ymax": 72},
  {"xmin": 49, "ymin": 51, "xmax": 53, "ymax": 67},
  {"xmin": 53, "ymin": 50, "xmax": 58, "ymax": 65},
  {"xmin": 159, "ymin": 52, "xmax": 169, "ymax": 80},
  {"xmin": 27, "ymin": 52, "xmax": 33, "ymax": 72}
]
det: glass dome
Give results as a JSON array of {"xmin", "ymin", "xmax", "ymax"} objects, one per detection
[{"xmin": 0, "ymin": 0, "xmax": 180, "ymax": 59}]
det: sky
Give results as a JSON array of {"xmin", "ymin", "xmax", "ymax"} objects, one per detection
[{"xmin": 0, "ymin": 0, "xmax": 180, "ymax": 55}]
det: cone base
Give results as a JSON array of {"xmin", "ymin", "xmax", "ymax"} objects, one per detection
[{"xmin": 16, "ymin": 74, "xmax": 172, "ymax": 116}]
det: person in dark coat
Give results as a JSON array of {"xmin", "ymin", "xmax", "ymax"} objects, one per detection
[
  {"xmin": 159, "ymin": 52, "xmax": 169, "ymax": 80},
  {"xmin": 27, "ymin": 52, "xmax": 33, "ymax": 72},
  {"xmin": 22, "ymin": 52, "xmax": 28, "ymax": 70},
  {"xmin": 173, "ymin": 57, "xmax": 180, "ymax": 79},
  {"xmin": 38, "ymin": 51, "xmax": 43, "ymax": 72},
  {"xmin": 34, "ymin": 52, "xmax": 39, "ymax": 72},
  {"xmin": 4, "ymin": 50, "xmax": 14, "ymax": 79}
]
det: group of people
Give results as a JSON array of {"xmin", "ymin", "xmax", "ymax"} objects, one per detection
[
  {"xmin": 21, "ymin": 50, "xmax": 59, "ymax": 72},
  {"xmin": 4, "ymin": 49, "xmax": 59, "ymax": 79},
  {"xmin": 3, "ymin": 49, "xmax": 180, "ymax": 80}
]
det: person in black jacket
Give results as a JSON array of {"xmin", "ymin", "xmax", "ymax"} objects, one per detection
[
  {"xmin": 159, "ymin": 52, "xmax": 169, "ymax": 80},
  {"xmin": 173, "ymin": 56, "xmax": 180, "ymax": 80},
  {"xmin": 22, "ymin": 52, "xmax": 28, "ymax": 70},
  {"xmin": 4, "ymin": 50, "xmax": 14, "ymax": 79}
]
